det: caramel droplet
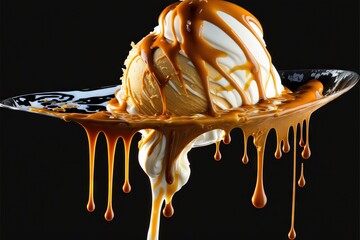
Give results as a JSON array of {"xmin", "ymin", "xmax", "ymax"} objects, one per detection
[
  {"xmin": 298, "ymin": 176, "xmax": 306, "ymax": 188},
  {"xmin": 214, "ymin": 141, "xmax": 222, "ymax": 161},
  {"xmin": 298, "ymin": 163, "xmax": 306, "ymax": 187},
  {"xmin": 251, "ymin": 189, "xmax": 267, "ymax": 209},
  {"xmin": 283, "ymin": 139, "xmax": 290, "ymax": 153},
  {"xmin": 275, "ymin": 142, "xmax": 282, "ymax": 159},
  {"xmin": 242, "ymin": 133, "xmax": 249, "ymax": 164},
  {"xmin": 87, "ymin": 200, "xmax": 95, "ymax": 212},
  {"xmin": 251, "ymin": 154, "xmax": 267, "ymax": 208},
  {"xmin": 123, "ymin": 135, "xmax": 134, "ymax": 193},
  {"xmin": 83, "ymin": 126, "xmax": 99, "ymax": 214},
  {"xmin": 123, "ymin": 181, "xmax": 132, "ymax": 193},
  {"xmin": 301, "ymin": 145, "xmax": 311, "ymax": 159},
  {"xmin": 104, "ymin": 208, "xmax": 114, "ymax": 221},
  {"xmin": 242, "ymin": 153, "xmax": 249, "ymax": 164},
  {"xmin": 301, "ymin": 118, "xmax": 311, "ymax": 159},
  {"xmin": 288, "ymin": 228, "xmax": 296, "ymax": 239},
  {"xmin": 104, "ymin": 133, "xmax": 117, "ymax": 222},
  {"xmin": 163, "ymin": 202, "xmax": 174, "ymax": 218},
  {"xmin": 223, "ymin": 132, "xmax": 231, "ymax": 144},
  {"xmin": 299, "ymin": 139, "xmax": 305, "ymax": 148},
  {"xmin": 299, "ymin": 121, "xmax": 305, "ymax": 147}
]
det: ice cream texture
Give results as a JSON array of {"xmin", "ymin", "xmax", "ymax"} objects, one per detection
[
  {"xmin": 110, "ymin": 0, "xmax": 284, "ymax": 116},
  {"xmin": 107, "ymin": 0, "xmax": 286, "ymax": 239}
]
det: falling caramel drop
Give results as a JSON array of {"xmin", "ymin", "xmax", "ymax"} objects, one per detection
[
  {"xmin": 104, "ymin": 208, "xmax": 115, "ymax": 222},
  {"xmin": 242, "ymin": 153, "xmax": 249, "ymax": 165},
  {"xmin": 122, "ymin": 181, "xmax": 131, "ymax": 194},
  {"xmin": 214, "ymin": 141, "xmax": 222, "ymax": 161},
  {"xmin": 288, "ymin": 228, "xmax": 296, "ymax": 240},
  {"xmin": 163, "ymin": 201, "xmax": 174, "ymax": 218},
  {"xmin": 298, "ymin": 162, "xmax": 306, "ymax": 187},
  {"xmin": 302, "ymin": 145, "xmax": 311, "ymax": 159}
]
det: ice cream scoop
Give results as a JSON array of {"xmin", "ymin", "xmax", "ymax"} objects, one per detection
[
  {"xmin": 107, "ymin": 0, "xmax": 285, "ymax": 239},
  {"xmin": 108, "ymin": 0, "xmax": 284, "ymax": 117}
]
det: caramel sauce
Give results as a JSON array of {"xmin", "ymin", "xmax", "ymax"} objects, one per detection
[
  {"xmin": 214, "ymin": 141, "xmax": 222, "ymax": 161},
  {"xmin": 30, "ymin": 78, "xmax": 331, "ymax": 239},
  {"xmin": 27, "ymin": 0, "xmax": 347, "ymax": 239},
  {"xmin": 298, "ymin": 162, "xmax": 306, "ymax": 188}
]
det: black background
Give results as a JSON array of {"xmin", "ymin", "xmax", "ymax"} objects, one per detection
[{"xmin": 0, "ymin": 0, "xmax": 359, "ymax": 239}]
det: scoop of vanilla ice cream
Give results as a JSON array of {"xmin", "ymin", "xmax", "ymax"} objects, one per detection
[{"xmin": 111, "ymin": 3, "xmax": 284, "ymax": 116}]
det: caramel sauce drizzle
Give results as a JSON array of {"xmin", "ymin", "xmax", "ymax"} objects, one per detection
[
  {"xmin": 214, "ymin": 141, "xmax": 222, "ymax": 161},
  {"xmin": 298, "ymin": 162, "xmax": 306, "ymax": 188}
]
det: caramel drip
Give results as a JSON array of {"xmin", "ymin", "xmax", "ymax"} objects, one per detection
[
  {"xmin": 283, "ymin": 135, "xmax": 291, "ymax": 153},
  {"xmin": 82, "ymin": 125, "xmax": 99, "ymax": 212},
  {"xmin": 242, "ymin": 131, "xmax": 249, "ymax": 164},
  {"xmin": 214, "ymin": 141, "xmax": 222, "ymax": 161},
  {"xmin": 288, "ymin": 126, "xmax": 298, "ymax": 239},
  {"xmin": 163, "ymin": 201, "xmax": 174, "ymax": 218},
  {"xmin": 164, "ymin": 172, "xmax": 179, "ymax": 216},
  {"xmin": 139, "ymin": 0, "xmax": 276, "ymax": 116},
  {"xmin": 104, "ymin": 133, "xmax": 120, "ymax": 221},
  {"xmin": 298, "ymin": 162, "xmax": 306, "ymax": 188},
  {"xmin": 68, "ymin": 120, "xmax": 139, "ymax": 222},
  {"xmin": 223, "ymin": 132, "xmax": 231, "ymax": 144},
  {"xmin": 301, "ymin": 117, "xmax": 311, "ymax": 159},
  {"xmin": 122, "ymin": 134, "xmax": 135, "ymax": 193},
  {"xmin": 299, "ymin": 120, "xmax": 305, "ymax": 147},
  {"xmin": 275, "ymin": 138, "xmax": 282, "ymax": 159},
  {"xmin": 251, "ymin": 129, "xmax": 269, "ymax": 208}
]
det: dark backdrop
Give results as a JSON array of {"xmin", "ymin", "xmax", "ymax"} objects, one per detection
[{"xmin": 0, "ymin": 0, "xmax": 359, "ymax": 239}]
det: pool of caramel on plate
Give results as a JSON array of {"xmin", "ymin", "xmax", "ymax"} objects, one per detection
[{"xmin": 32, "ymin": 79, "xmax": 326, "ymax": 240}]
